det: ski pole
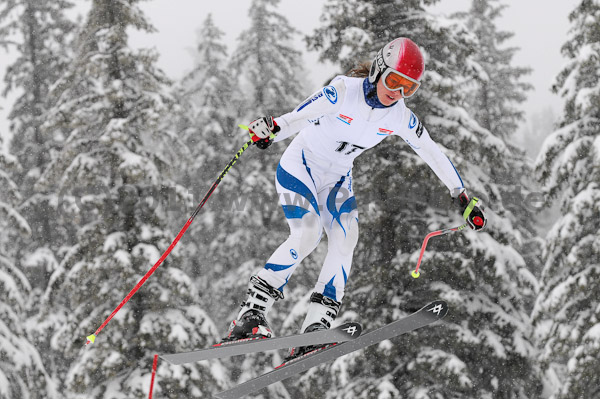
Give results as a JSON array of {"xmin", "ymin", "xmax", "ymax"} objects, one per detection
[
  {"xmin": 149, "ymin": 354, "xmax": 158, "ymax": 399},
  {"xmin": 86, "ymin": 129, "xmax": 254, "ymax": 346},
  {"xmin": 411, "ymin": 224, "xmax": 468, "ymax": 278}
]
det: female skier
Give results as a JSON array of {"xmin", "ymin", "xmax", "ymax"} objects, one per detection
[{"xmin": 222, "ymin": 37, "xmax": 486, "ymax": 357}]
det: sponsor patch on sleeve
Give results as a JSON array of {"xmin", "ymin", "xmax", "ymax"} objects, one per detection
[
  {"xmin": 409, "ymin": 112, "xmax": 417, "ymax": 129},
  {"xmin": 416, "ymin": 120, "xmax": 424, "ymax": 138},
  {"xmin": 408, "ymin": 112, "xmax": 424, "ymax": 138},
  {"xmin": 323, "ymin": 85, "xmax": 338, "ymax": 104}
]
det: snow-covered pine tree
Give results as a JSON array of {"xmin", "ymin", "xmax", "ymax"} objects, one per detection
[
  {"xmin": 0, "ymin": 139, "xmax": 54, "ymax": 398},
  {"xmin": 0, "ymin": 0, "xmax": 74, "ymax": 189},
  {"xmin": 457, "ymin": 2, "xmax": 546, "ymax": 284},
  {"xmin": 230, "ymin": 0, "xmax": 306, "ymax": 117},
  {"xmin": 459, "ymin": 0, "xmax": 532, "ymax": 138},
  {"xmin": 533, "ymin": 1, "xmax": 600, "ymax": 397},
  {"xmin": 303, "ymin": 0, "xmax": 540, "ymax": 398},
  {"xmin": 172, "ymin": 13, "xmax": 243, "ymax": 293},
  {"xmin": 458, "ymin": 0, "xmax": 543, "ymax": 296},
  {"xmin": 0, "ymin": 0, "xmax": 75, "ymax": 305},
  {"xmin": 34, "ymin": 1, "xmax": 225, "ymax": 397},
  {"xmin": 177, "ymin": 12, "xmax": 239, "ymax": 171}
]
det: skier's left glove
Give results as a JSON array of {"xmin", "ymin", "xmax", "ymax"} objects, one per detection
[
  {"xmin": 248, "ymin": 116, "xmax": 280, "ymax": 150},
  {"xmin": 453, "ymin": 188, "xmax": 486, "ymax": 231}
]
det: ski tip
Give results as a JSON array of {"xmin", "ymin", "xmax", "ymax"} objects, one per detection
[{"xmin": 422, "ymin": 300, "xmax": 449, "ymax": 320}]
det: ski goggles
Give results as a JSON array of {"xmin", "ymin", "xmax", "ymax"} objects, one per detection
[{"xmin": 381, "ymin": 68, "xmax": 421, "ymax": 98}]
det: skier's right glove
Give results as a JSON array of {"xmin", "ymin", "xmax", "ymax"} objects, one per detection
[
  {"xmin": 453, "ymin": 189, "xmax": 486, "ymax": 231},
  {"xmin": 248, "ymin": 116, "xmax": 280, "ymax": 150}
]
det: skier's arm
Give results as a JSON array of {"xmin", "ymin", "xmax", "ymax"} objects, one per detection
[
  {"xmin": 273, "ymin": 78, "xmax": 346, "ymax": 142},
  {"xmin": 398, "ymin": 110, "xmax": 486, "ymax": 230},
  {"xmin": 397, "ymin": 111, "xmax": 464, "ymax": 194}
]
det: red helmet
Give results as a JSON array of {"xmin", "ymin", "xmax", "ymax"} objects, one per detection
[{"xmin": 368, "ymin": 37, "xmax": 425, "ymax": 97}]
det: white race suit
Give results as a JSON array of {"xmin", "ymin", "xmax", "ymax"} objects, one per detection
[{"xmin": 256, "ymin": 76, "xmax": 464, "ymax": 302}]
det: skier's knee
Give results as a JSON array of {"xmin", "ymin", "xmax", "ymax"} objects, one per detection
[
  {"xmin": 329, "ymin": 213, "xmax": 359, "ymax": 254},
  {"xmin": 297, "ymin": 212, "xmax": 322, "ymax": 255},
  {"xmin": 344, "ymin": 220, "xmax": 359, "ymax": 252}
]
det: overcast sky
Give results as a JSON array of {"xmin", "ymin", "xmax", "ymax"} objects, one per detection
[{"xmin": 0, "ymin": 0, "xmax": 580, "ymax": 150}]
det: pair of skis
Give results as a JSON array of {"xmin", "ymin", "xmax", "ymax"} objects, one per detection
[{"xmin": 161, "ymin": 300, "xmax": 448, "ymax": 399}]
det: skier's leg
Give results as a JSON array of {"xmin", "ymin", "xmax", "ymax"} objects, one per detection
[
  {"xmin": 287, "ymin": 175, "xmax": 357, "ymax": 357},
  {"xmin": 256, "ymin": 150, "xmax": 324, "ymax": 292},
  {"xmin": 225, "ymin": 150, "xmax": 324, "ymax": 341},
  {"xmin": 300, "ymin": 173, "xmax": 358, "ymax": 333},
  {"xmin": 229, "ymin": 201, "xmax": 321, "ymax": 340},
  {"xmin": 315, "ymin": 173, "xmax": 358, "ymax": 302}
]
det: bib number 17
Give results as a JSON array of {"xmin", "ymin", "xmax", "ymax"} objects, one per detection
[{"xmin": 336, "ymin": 141, "xmax": 365, "ymax": 155}]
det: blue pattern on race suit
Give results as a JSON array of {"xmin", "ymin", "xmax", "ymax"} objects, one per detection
[
  {"xmin": 326, "ymin": 175, "xmax": 358, "ymax": 236},
  {"xmin": 276, "ymin": 163, "xmax": 320, "ymax": 216}
]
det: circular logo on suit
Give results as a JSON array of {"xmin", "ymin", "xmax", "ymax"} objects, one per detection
[
  {"xmin": 409, "ymin": 112, "xmax": 417, "ymax": 129},
  {"xmin": 290, "ymin": 249, "xmax": 298, "ymax": 259},
  {"xmin": 323, "ymin": 85, "xmax": 338, "ymax": 104}
]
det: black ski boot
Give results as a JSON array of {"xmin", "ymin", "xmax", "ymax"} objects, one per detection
[
  {"xmin": 285, "ymin": 292, "xmax": 341, "ymax": 361},
  {"xmin": 222, "ymin": 275, "xmax": 283, "ymax": 342}
]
